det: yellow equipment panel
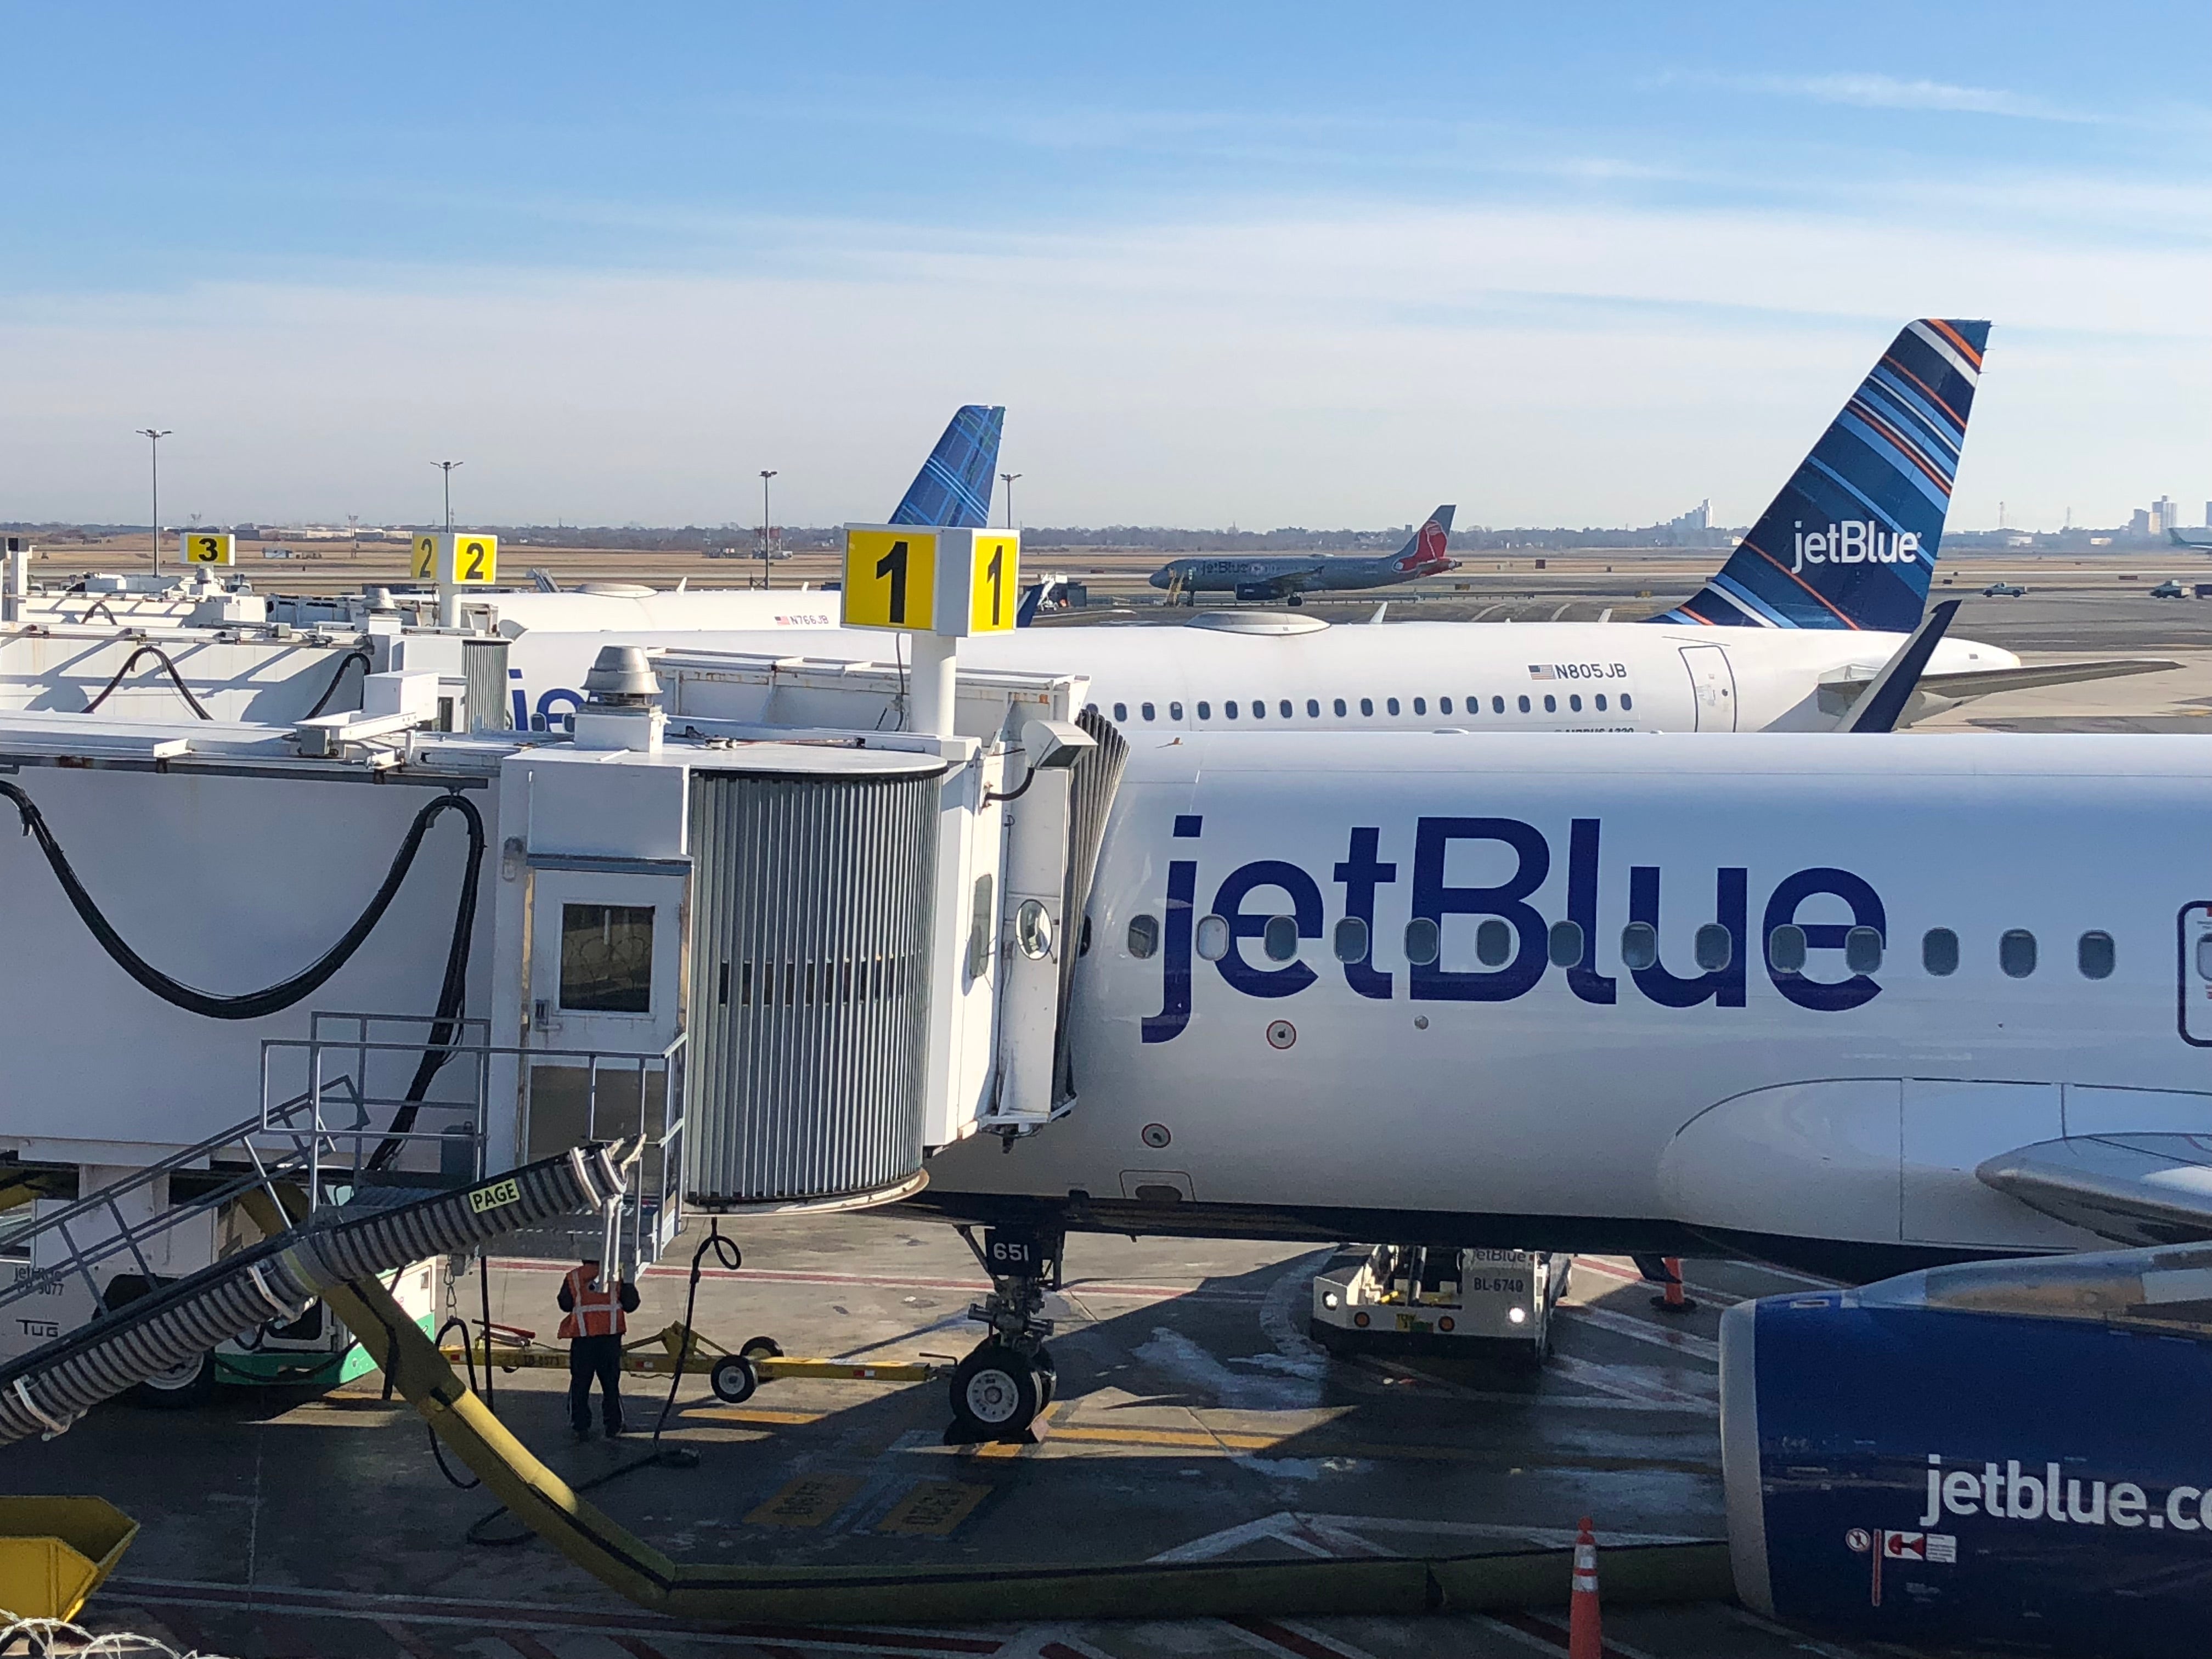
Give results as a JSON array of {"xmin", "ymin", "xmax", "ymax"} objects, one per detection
[
  {"xmin": 844, "ymin": 528, "xmax": 938, "ymax": 631},
  {"xmin": 182, "ymin": 532, "xmax": 235, "ymax": 566},
  {"xmin": 414, "ymin": 532, "xmax": 499, "ymax": 585}
]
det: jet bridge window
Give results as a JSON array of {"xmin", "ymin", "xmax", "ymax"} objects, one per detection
[
  {"xmin": 2000, "ymin": 929, "xmax": 2039, "ymax": 978},
  {"xmin": 2079, "ymin": 931, "xmax": 2115, "ymax": 979},
  {"xmin": 1922, "ymin": 928, "xmax": 1960, "ymax": 976},
  {"xmin": 1127, "ymin": 914, "xmax": 1160, "ymax": 960},
  {"xmin": 558, "ymin": 904, "xmax": 654, "ymax": 1014}
]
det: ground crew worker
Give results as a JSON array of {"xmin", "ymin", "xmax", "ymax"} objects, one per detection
[{"xmin": 558, "ymin": 1254, "xmax": 641, "ymax": 1441}]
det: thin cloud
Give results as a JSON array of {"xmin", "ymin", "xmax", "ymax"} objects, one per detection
[{"xmin": 1745, "ymin": 72, "xmax": 2095, "ymax": 123}]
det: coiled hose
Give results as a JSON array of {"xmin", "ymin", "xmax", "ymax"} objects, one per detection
[
  {"xmin": 0, "ymin": 781, "xmax": 483, "ymax": 1024},
  {"xmin": 0, "ymin": 1143, "xmax": 631, "ymax": 1446},
  {"xmin": 80, "ymin": 644, "xmax": 212, "ymax": 720},
  {"xmin": 301, "ymin": 648, "xmax": 374, "ymax": 720}
]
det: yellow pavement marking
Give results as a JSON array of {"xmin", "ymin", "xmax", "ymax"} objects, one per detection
[
  {"xmin": 684, "ymin": 1406, "xmax": 825, "ymax": 1426},
  {"xmin": 1049, "ymin": 1423, "xmax": 1284, "ymax": 1452},
  {"xmin": 744, "ymin": 1474, "xmax": 864, "ymax": 1528},
  {"xmin": 874, "ymin": 1480, "xmax": 991, "ymax": 1537}
]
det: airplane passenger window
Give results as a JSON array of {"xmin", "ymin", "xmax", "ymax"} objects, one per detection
[
  {"xmin": 1386, "ymin": 698, "xmax": 1401, "ymax": 715},
  {"xmin": 1413, "ymin": 697, "xmax": 1427, "ymax": 715},
  {"xmin": 1333, "ymin": 916, "xmax": 1369, "ymax": 962},
  {"xmin": 1280, "ymin": 700, "xmax": 1294, "ymax": 719},
  {"xmin": 1543, "ymin": 695, "xmax": 1558, "ymax": 714},
  {"xmin": 1262, "ymin": 915, "xmax": 1300, "ymax": 962},
  {"xmin": 1195, "ymin": 915, "xmax": 1230, "ymax": 961},
  {"xmin": 1361, "ymin": 698, "xmax": 1375, "ymax": 716},
  {"xmin": 2079, "ymin": 931, "xmax": 2115, "ymax": 980},
  {"xmin": 1568, "ymin": 695, "xmax": 1582, "ymax": 712},
  {"xmin": 1621, "ymin": 694, "xmax": 1633, "ymax": 711},
  {"xmin": 1475, "ymin": 917, "xmax": 1513, "ymax": 967},
  {"xmin": 1922, "ymin": 928, "xmax": 1960, "ymax": 975},
  {"xmin": 1085, "ymin": 703, "xmax": 1098, "ymax": 717},
  {"xmin": 1226, "ymin": 702, "xmax": 1239, "ymax": 719},
  {"xmin": 1113, "ymin": 702, "xmax": 1128, "ymax": 723},
  {"xmin": 1440, "ymin": 697, "xmax": 1453, "ymax": 714},
  {"xmin": 1517, "ymin": 696, "xmax": 1531, "ymax": 714},
  {"xmin": 1250, "ymin": 700, "xmax": 1265, "ymax": 719},
  {"xmin": 1548, "ymin": 919, "xmax": 1583, "ymax": 968},
  {"xmin": 1620, "ymin": 921, "xmax": 1658, "ymax": 970},
  {"xmin": 1169, "ymin": 702, "xmax": 1183, "ymax": 720},
  {"xmin": 2000, "ymin": 929, "xmax": 2038, "ymax": 978},
  {"xmin": 1141, "ymin": 702, "xmax": 1156, "ymax": 721},
  {"xmin": 1595, "ymin": 695, "xmax": 1607, "ymax": 712},
  {"xmin": 1307, "ymin": 699, "xmax": 1320, "ymax": 718},
  {"xmin": 1333, "ymin": 698, "xmax": 1347, "ymax": 716},
  {"xmin": 1127, "ymin": 915, "xmax": 1160, "ymax": 960},
  {"xmin": 1844, "ymin": 927, "xmax": 1883, "ymax": 974},
  {"xmin": 1404, "ymin": 917, "xmax": 1441, "ymax": 966},
  {"xmin": 1694, "ymin": 923, "xmax": 1733, "ymax": 972},
  {"xmin": 1493, "ymin": 696, "xmax": 1505, "ymax": 713},
  {"xmin": 1195, "ymin": 702, "xmax": 1210, "ymax": 720},
  {"xmin": 1767, "ymin": 924, "xmax": 1807, "ymax": 973}
]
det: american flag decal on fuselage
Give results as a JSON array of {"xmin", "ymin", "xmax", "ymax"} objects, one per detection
[{"xmin": 1650, "ymin": 319, "xmax": 1987, "ymax": 633}]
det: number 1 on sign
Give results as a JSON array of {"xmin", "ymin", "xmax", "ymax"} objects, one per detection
[
  {"xmin": 876, "ymin": 539, "xmax": 909, "ymax": 624},
  {"xmin": 969, "ymin": 533, "xmax": 1019, "ymax": 633}
]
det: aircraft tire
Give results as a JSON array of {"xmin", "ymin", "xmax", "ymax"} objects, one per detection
[{"xmin": 950, "ymin": 1340, "xmax": 1041, "ymax": 1438}]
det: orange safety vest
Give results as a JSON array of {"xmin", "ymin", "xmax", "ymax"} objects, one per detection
[{"xmin": 558, "ymin": 1266, "xmax": 626, "ymax": 1340}]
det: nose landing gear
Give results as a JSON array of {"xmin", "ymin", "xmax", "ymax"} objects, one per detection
[{"xmin": 949, "ymin": 1226, "xmax": 1062, "ymax": 1442}]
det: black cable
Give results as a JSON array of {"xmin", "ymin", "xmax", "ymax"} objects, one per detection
[
  {"xmin": 478, "ymin": 1252, "xmax": 496, "ymax": 1415},
  {"xmin": 0, "ymin": 781, "xmax": 484, "ymax": 1024},
  {"xmin": 78, "ymin": 599, "xmax": 119, "ymax": 626},
  {"xmin": 80, "ymin": 643, "xmax": 212, "ymax": 720},
  {"xmin": 462, "ymin": 1227, "xmax": 731, "ymax": 1549},
  {"xmin": 428, "ymin": 1316, "xmax": 486, "ymax": 1491},
  {"xmin": 302, "ymin": 648, "xmax": 374, "ymax": 720}
]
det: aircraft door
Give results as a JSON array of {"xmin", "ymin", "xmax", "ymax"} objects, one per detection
[
  {"xmin": 1679, "ymin": 646, "xmax": 1737, "ymax": 731},
  {"xmin": 2180, "ymin": 902, "xmax": 2212, "ymax": 1046}
]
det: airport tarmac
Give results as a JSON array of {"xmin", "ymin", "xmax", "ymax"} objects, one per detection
[{"xmin": 2, "ymin": 1223, "xmax": 1848, "ymax": 1659}]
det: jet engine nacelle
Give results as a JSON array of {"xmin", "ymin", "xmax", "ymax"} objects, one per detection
[
  {"xmin": 1234, "ymin": 583, "xmax": 1284, "ymax": 602},
  {"xmin": 1722, "ymin": 1255, "xmax": 2212, "ymax": 1657}
]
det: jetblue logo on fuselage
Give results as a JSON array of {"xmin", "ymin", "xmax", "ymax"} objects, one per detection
[
  {"xmin": 1792, "ymin": 520, "xmax": 1922, "ymax": 572},
  {"xmin": 1141, "ymin": 815, "xmax": 1884, "ymax": 1043}
]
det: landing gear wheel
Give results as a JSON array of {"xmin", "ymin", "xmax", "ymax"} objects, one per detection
[
  {"xmin": 1286, "ymin": 593, "xmax": 1304, "ymax": 607},
  {"xmin": 740, "ymin": 1336, "xmax": 782, "ymax": 1361},
  {"xmin": 950, "ymin": 1341, "xmax": 1041, "ymax": 1439},
  {"xmin": 709, "ymin": 1354, "xmax": 759, "ymax": 1404},
  {"xmin": 1034, "ymin": 1347, "xmax": 1058, "ymax": 1409},
  {"xmin": 127, "ymin": 1350, "xmax": 217, "ymax": 1408}
]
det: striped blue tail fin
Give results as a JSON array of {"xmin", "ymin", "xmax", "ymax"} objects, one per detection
[
  {"xmin": 890, "ymin": 405, "xmax": 1005, "ymax": 528},
  {"xmin": 1650, "ymin": 320, "xmax": 1988, "ymax": 631}
]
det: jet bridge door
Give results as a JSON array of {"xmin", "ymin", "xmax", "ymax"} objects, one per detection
[
  {"xmin": 1679, "ymin": 645, "xmax": 1737, "ymax": 732},
  {"xmin": 521, "ymin": 856, "xmax": 688, "ymax": 1191}
]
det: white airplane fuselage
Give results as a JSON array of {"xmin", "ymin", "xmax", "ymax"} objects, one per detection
[
  {"xmin": 907, "ymin": 730, "xmax": 2208, "ymax": 1280},
  {"xmin": 499, "ymin": 618, "xmax": 2019, "ymax": 737}
]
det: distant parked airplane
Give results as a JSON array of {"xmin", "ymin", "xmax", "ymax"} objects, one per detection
[{"xmin": 1149, "ymin": 508, "xmax": 1456, "ymax": 605}]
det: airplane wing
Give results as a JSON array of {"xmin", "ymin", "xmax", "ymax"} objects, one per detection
[
  {"xmin": 1821, "ymin": 656, "xmax": 2179, "ymax": 717},
  {"xmin": 1978, "ymin": 1135, "xmax": 2212, "ymax": 1248}
]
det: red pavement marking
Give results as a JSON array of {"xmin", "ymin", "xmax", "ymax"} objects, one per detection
[
  {"xmin": 1228, "ymin": 1616, "xmax": 1365, "ymax": 1659},
  {"xmin": 609, "ymin": 1638, "xmax": 678, "ymax": 1659},
  {"xmin": 1039, "ymin": 1646, "xmax": 1092, "ymax": 1659},
  {"xmin": 502, "ymin": 1633, "xmax": 568, "ymax": 1659},
  {"xmin": 377, "ymin": 1616, "xmax": 451, "ymax": 1659}
]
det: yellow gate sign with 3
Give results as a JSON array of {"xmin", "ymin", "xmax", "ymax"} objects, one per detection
[
  {"xmin": 844, "ymin": 528, "xmax": 939, "ymax": 631},
  {"xmin": 183, "ymin": 533, "xmax": 235, "ymax": 566}
]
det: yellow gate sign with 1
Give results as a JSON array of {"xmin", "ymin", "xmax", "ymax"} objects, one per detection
[
  {"xmin": 843, "ymin": 527, "xmax": 939, "ymax": 631},
  {"xmin": 414, "ymin": 532, "xmax": 499, "ymax": 586},
  {"xmin": 840, "ymin": 526, "xmax": 1019, "ymax": 636},
  {"xmin": 183, "ymin": 533, "xmax": 236, "ymax": 566}
]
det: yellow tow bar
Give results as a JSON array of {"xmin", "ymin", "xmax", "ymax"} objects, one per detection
[{"xmin": 440, "ymin": 1323, "xmax": 945, "ymax": 1400}]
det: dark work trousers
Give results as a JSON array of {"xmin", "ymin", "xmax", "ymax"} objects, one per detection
[{"xmin": 568, "ymin": 1333, "xmax": 625, "ymax": 1434}]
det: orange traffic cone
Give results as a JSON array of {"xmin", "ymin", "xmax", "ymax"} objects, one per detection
[
  {"xmin": 1568, "ymin": 1515, "xmax": 1602, "ymax": 1659},
  {"xmin": 1650, "ymin": 1255, "xmax": 1699, "ymax": 1315}
]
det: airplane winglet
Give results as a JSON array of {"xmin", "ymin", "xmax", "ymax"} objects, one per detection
[{"xmin": 1841, "ymin": 598, "xmax": 1961, "ymax": 732}]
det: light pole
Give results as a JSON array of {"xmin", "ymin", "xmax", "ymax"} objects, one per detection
[
  {"xmin": 136, "ymin": 428, "xmax": 172, "ymax": 574},
  {"xmin": 759, "ymin": 470, "xmax": 777, "ymax": 590},
  {"xmin": 1000, "ymin": 472, "xmax": 1020, "ymax": 531},
  {"xmin": 432, "ymin": 460, "xmax": 464, "ymax": 532}
]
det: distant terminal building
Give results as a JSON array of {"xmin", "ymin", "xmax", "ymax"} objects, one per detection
[{"xmin": 2132, "ymin": 508, "xmax": 2153, "ymax": 538}]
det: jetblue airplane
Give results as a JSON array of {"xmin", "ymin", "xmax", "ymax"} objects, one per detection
[
  {"xmin": 486, "ymin": 319, "xmax": 2165, "ymax": 735},
  {"xmin": 1146, "ymin": 509, "xmax": 1457, "ymax": 605}
]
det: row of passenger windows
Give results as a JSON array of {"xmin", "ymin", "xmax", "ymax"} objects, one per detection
[
  {"xmin": 1124, "ymin": 915, "xmax": 2118, "ymax": 980},
  {"xmin": 1090, "ymin": 692, "xmax": 1634, "ymax": 724}
]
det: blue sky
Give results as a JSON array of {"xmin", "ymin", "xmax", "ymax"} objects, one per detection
[{"xmin": 7, "ymin": 3, "xmax": 2211, "ymax": 530}]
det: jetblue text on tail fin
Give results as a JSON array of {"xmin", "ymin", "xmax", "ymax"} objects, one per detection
[
  {"xmin": 890, "ymin": 405, "xmax": 1005, "ymax": 528},
  {"xmin": 1654, "ymin": 320, "xmax": 1988, "ymax": 631}
]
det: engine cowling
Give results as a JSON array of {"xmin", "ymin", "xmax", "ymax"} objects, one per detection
[{"xmin": 1722, "ymin": 1249, "xmax": 2212, "ymax": 1657}]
